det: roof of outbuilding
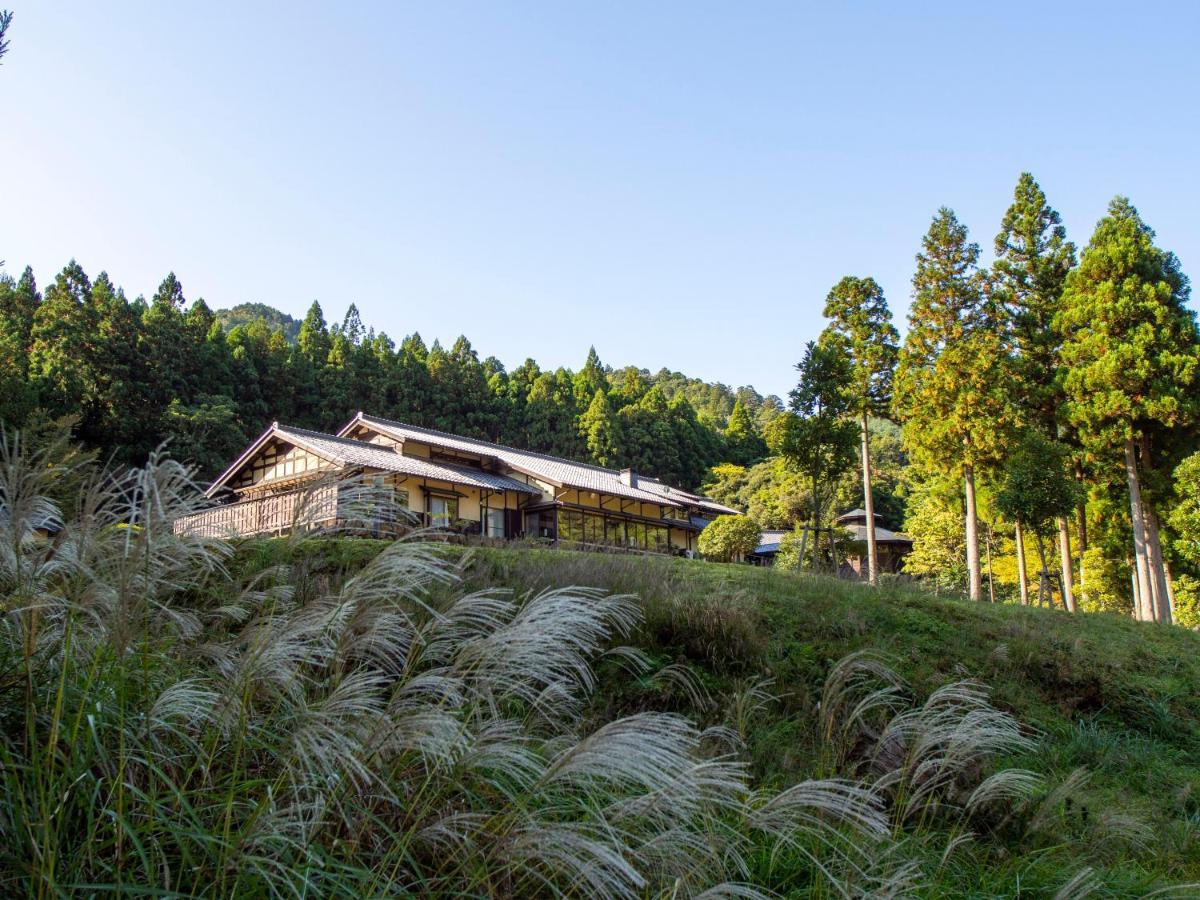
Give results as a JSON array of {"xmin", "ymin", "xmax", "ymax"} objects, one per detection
[
  {"xmin": 207, "ymin": 423, "xmax": 541, "ymax": 497},
  {"xmin": 838, "ymin": 522, "xmax": 912, "ymax": 544},
  {"xmin": 341, "ymin": 413, "xmax": 739, "ymax": 513}
]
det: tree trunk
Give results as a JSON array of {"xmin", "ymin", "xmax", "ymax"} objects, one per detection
[
  {"xmin": 797, "ymin": 526, "xmax": 809, "ymax": 571},
  {"xmin": 860, "ymin": 412, "xmax": 879, "ymax": 586},
  {"xmin": 1056, "ymin": 518, "xmax": 1076, "ymax": 613},
  {"xmin": 811, "ymin": 475, "xmax": 822, "ymax": 574},
  {"xmin": 1142, "ymin": 500, "xmax": 1173, "ymax": 624},
  {"xmin": 1124, "ymin": 438, "xmax": 1154, "ymax": 622},
  {"xmin": 1129, "ymin": 559, "xmax": 1142, "ymax": 620},
  {"xmin": 1074, "ymin": 457, "xmax": 1088, "ymax": 604},
  {"xmin": 828, "ymin": 521, "xmax": 842, "ymax": 576},
  {"xmin": 964, "ymin": 464, "xmax": 982, "ymax": 601},
  {"xmin": 1139, "ymin": 435, "xmax": 1172, "ymax": 624},
  {"xmin": 1163, "ymin": 558, "xmax": 1177, "ymax": 621},
  {"xmin": 1015, "ymin": 521, "xmax": 1029, "ymax": 606},
  {"xmin": 1035, "ymin": 531, "xmax": 1051, "ymax": 607},
  {"xmin": 985, "ymin": 523, "xmax": 995, "ymax": 603}
]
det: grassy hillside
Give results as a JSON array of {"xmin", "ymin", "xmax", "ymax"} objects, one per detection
[
  {"xmin": 8, "ymin": 457, "xmax": 1199, "ymax": 899},
  {"xmin": 241, "ymin": 540, "xmax": 1200, "ymax": 896}
]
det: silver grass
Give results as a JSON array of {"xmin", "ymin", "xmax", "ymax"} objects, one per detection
[
  {"xmin": 1054, "ymin": 866, "xmax": 1102, "ymax": 900},
  {"xmin": 965, "ymin": 769, "xmax": 1044, "ymax": 812},
  {"xmin": 1027, "ymin": 767, "xmax": 1092, "ymax": 835},
  {"xmin": 11, "ymin": 434, "xmax": 1160, "ymax": 899}
]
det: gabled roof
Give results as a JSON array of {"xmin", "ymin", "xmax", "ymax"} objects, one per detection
[
  {"xmin": 340, "ymin": 413, "xmax": 737, "ymax": 512},
  {"xmin": 836, "ymin": 508, "xmax": 883, "ymax": 523},
  {"xmin": 753, "ymin": 529, "xmax": 790, "ymax": 555},
  {"xmin": 206, "ymin": 423, "xmax": 540, "ymax": 498},
  {"xmin": 838, "ymin": 522, "xmax": 912, "ymax": 545}
]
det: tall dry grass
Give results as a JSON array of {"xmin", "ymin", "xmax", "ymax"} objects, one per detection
[
  {"xmin": 0, "ymin": 431, "xmax": 1156, "ymax": 897},
  {"xmin": 0, "ymin": 436, "xmax": 893, "ymax": 898}
]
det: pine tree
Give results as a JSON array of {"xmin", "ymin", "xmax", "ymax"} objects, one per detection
[
  {"xmin": 894, "ymin": 209, "xmax": 1011, "ymax": 601},
  {"xmin": 993, "ymin": 173, "xmax": 1080, "ymax": 610},
  {"xmin": 28, "ymin": 261, "xmax": 97, "ymax": 421},
  {"xmin": 820, "ymin": 275, "xmax": 899, "ymax": 585},
  {"xmin": 340, "ymin": 303, "xmax": 364, "ymax": 345},
  {"xmin": 1059, "ymin": 197, "xmax": 1200, "ymax": 623},
  {"xmin": 775, "ymin": 341, "xmax": 858, "ymax": 572},
  {"xmin": 723, "ymin": 398, "xmax": 768, "ymax": 466},
  {"xmin": 580, "ymin": 389, "xmax": 620, "ymax": 467},
  {"xmin": 0, "ymin": 267, "xmax": 39, "ymax": 425},
  {"xmin": 573, "ymin": 346, "xmax": 608, "ymax": 407}
]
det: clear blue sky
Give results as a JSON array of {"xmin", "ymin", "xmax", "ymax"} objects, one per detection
[{"xmin": 3, "ymin": 2, "xmax": 1198, "ymax": 398}]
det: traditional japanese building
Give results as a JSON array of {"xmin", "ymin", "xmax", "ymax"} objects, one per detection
[{"xmin": 174, "ymin": 412, "xmax": 738, "ymax": 554}]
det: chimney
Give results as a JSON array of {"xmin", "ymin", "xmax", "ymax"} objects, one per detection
[{"xmin": 619, "ymin": 467, "xmax": 638, "ymax": 488}]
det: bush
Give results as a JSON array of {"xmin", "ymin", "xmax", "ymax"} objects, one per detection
[{"xmin": 697, "ymin": 514, "xmax": 762, "ymax": 562}]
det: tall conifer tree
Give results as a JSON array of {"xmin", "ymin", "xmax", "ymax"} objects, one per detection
[
  {"xmin": 992, "ymin": 173, "xmax": 1079, "ymax": 610},
  {"xmin": 894, "ymin": 209, "xmax": 1010, "ymax": 601},
  {"xmin": 820, "ymin": 276, "xmax": 898, "ymax": 585},
  {"xmin": 1059, "ymin": 198, "xmax": 1200, "ymax": 623}
]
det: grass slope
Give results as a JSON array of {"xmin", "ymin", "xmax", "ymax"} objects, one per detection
[{"xmin": 247, "ymin": 540, "xmax": 1200, "ymax": 896}]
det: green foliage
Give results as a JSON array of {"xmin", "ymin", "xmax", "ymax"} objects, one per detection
[
  {"xmin": 902, "ymin": 476, "xmax": 967, "ymax": 592},
  {"xmin": 580, "ymin": 388, "xmax": 620, "ymax": 467},
  {"xmin": 1080, "ymin": 546, "xmax": 1135, "ymax": 616},
  {"xmin": 772, "ymin": 528, "xmax": 807, "ymax": 571},
  {"xmin": 894, "ymin": 209, "xmax": 1012, "ymax": 477},
  {"xmin": 697, "ymin": 514, "xmax": 762, "ymax": 562},
  {"xmin": 1059, "ymin": 197, "xmax": 1200, "ymax": 450},
  {"xmin": 832, "ymin": 417, "xmax": 906, "ymax": 526},
  {"xmin": 992, "ymin": 172, "xmax": 1076, "ymax": 433},
  {"xmin": 1173, "ymin": 575, "xmax": 1200, "ymax": 629},
  {"xmin": 0, "ymin": 262, "xmax": 763, "ymax": 490},
  {"xmin": 776, "ymin": 341, "xmax": 858, "ymax": 537},
  {"xmin": 820, "ymin": 275, "xmax": 898, "ymax": 418},
  {"xmin": 722, "ymin": 397, "xmax": 767, "ymax": 465},
  {"xmin": 1169, "ymin": 450, "xmax": 1200, "ymax": 567},
  {"xmin": 995, "ymin": 430, "xmax": 1083, "ymax": 534}
]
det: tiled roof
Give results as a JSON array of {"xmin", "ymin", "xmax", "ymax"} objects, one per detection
[
  {"xmin": 753, "ymin": 529, "xmax": 790, "ymax": 555},
  {"xmin": 344, "ymin": 414, "xmax": 736, "ymax": 512},
  {"xmin": 839, "ymin": 522, "xmax": 912, "ymax": 544},
  {"xmin": 274, "ymin": 426, "xmax": 541, "ymax": 495},
  {"xmin": 208, "ymin": 424, "xmax": 540, "ymax": 497}
]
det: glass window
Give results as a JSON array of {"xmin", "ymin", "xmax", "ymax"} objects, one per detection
[
  {"xmin": 562, "ymin": 510, "xmax": 584, "ymax": 543},
  {"xmin": 629, "ymin": 522, "xmax": 646, "ymax": 549},
  {"xmin": 605, "ymin": 517, "xmax": 624, "ymax": 546},
  {"xmin": 430, "ymin": 496, "xmax": 458, "ymax": 528},
  {"xmin": 485, "ymin": 507, "xmax": 505, "ymax": 538},
  {"xmin": 584, "ymin": 514, "xmax": 603, "ymax": 544},
  {"xmin": 648, "ymin": 526, "xmax": 668, "ymax": 553}
]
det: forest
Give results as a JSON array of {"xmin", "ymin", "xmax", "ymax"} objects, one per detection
[{"xmin": 2, "ymin": 174, "xmax": 1199, "ymax": 625}]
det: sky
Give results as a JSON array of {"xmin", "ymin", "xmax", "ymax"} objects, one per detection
[{"xmin": 3, "ymin": 2, "xmax": 1198, "ymax": 399}]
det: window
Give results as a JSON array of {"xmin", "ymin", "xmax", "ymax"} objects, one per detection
[
  {"xmin": 430, "ymin": 496, "xmax": 458, "ymax": 528},
  {"xmin": 561, "ymin": 510, "xmax": 584, "ymax": 543},
  {"xmin": 525, "ymin": 509, "xmax": 555, "ymax": 538},
  {"xmin": 648, "ymin": 526, "xmax": 669, "ymax": 553},
  {"xmin": 606, "ymin": 517, "xmax": 625, "ymax": 546},
  {"xmin": 485, "ymin": 507, "xmax": 505, "ymax": 538}
]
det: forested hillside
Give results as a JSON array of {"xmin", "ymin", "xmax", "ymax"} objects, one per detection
[
  {"xmin": 2, "ymin": 175, "xmax": 1199, "ymax": 629},
  {"xmin": 0, "ymin": 268, "xmax": 780, "ymax": 489}
]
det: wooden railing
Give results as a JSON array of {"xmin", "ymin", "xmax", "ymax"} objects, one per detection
[{"xmin": 173, "ymin": 485, "xmax": 339, "ymax": 538}]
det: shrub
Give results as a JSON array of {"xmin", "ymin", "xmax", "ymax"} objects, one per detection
[{"xmin": 697, "ymin": 514, "xmax": 762, "ymax": 563}]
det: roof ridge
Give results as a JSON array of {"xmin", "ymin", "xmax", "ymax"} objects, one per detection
[
  {"xmin": 358, "ymin": 413, "xmax": 633, "ymax": 477},
  {"xmin": 278, "ymin": 423, "xmax": 400, "ymax": 451}
]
